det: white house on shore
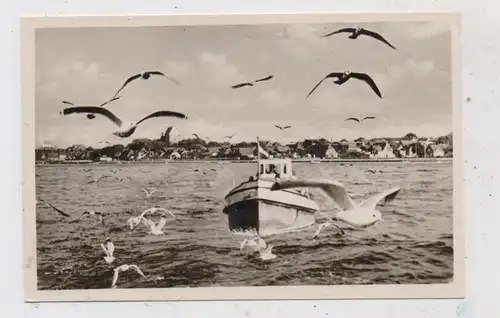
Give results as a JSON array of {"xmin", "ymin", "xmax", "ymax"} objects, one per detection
[
  {"xmin": 370, "ymin": 143, "xmax": 395, "ymax": 159},
  {"xmin": 324, "ymin": 145, "xmax": 339, "ymax": 158}
]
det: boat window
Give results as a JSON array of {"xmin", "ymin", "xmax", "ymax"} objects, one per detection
[
  {"xmin": 283, "ymin": 164, "xmax": 287, "ymax": 174},
  {"xmin": 260, "ymin": 164, "xmax": 264, "ymax": 174},
  {"xmin": 266, "ymin": 164, "xmax": 274, "ymax": 174}
]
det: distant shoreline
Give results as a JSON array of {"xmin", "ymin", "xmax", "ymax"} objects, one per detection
[{"xmin": 35, "ymin": 157, "xmax": 453, "ymax": 166}]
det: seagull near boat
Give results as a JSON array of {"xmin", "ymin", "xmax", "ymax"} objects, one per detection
[
  {"xmin": 258, "ymin": 244, "xmax": 276, "ymax": 261},
  {"xmin": 101, "ymin": 237, "xmax": 115, "ymax": 264},
  {"xmin": 274, "ymin": 125, "xmax": 291, "ymax": 130},
  {"xmin": 322, "ymin": 27, "xmax": 397, "ymax": 50},
  {"xmin": 306, "ymin": 71, "xmax": 382, "ymax": 99},
  {"xmin": 60, "ymin": 106, "xmax": 188, "ymax": 138},
  {"xmin": 271, "ymin": 178, "xmax": 401, "ymax": 229},
  {"xmin": 311, "ymin": 212, "xmax": 345, "ymax": 239},
  {"xmin": 231, "ymin": 74, "xmax": 274, "ymax": 89},
  {"xmin": 112, "ymin": 71, "xmax": 180, "ymax": 99},
  {"xmin": 223, "ymin": 137, "xmax": 321, "ymax": 237},
  {"xmin": 111, "ymin": 264, "xmax": 146, "ymax": 289},
  {"xmin": 61, "ymin": 97, "xmax": 121, "ymax": 120},
  {"xmin": 240, "ymin": 237, "xmax": 267, "ymax": 255}
]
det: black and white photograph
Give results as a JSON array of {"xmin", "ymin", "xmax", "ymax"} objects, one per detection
[{"xmin": 22, "ymin": 13, "xmax": 463, "ymax": 301}]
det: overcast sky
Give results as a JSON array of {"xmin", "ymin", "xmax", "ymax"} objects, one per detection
[{"xmin": 35, "ymin": 20, "xmax": 452, "ymax": 148}]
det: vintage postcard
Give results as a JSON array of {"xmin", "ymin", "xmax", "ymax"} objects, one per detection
[{"xmin": 22, "ymin": 12, "xmax": 463, "ymax": 301}]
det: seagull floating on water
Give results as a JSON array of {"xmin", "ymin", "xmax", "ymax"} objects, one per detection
[
  {"xmin": 322, "ymin": 27, "xmax": 397, "ymax": 50},
  {"xmin": 231, "ymin": 75, "xmax": 273, "ymax": 89},
  {"xmin": 274, "ymin": 125, "xmax": 291, "ymax": 130},
  {"xmin": 307, "ymin": 71, "xmax": 382, "ymax": 99},
  {"xmin": 111, "ymin": 264, "xmax": 146, "ymax": 289},
  {"xmin": 112, "ymin": 71, "xmax": 180, "ymax": 99},
  {"xmin": 61, "ymin": 106, "xmax": 188, "ymax": 138},
  {"xmin": 101, "ymin": 237, "xmax": 115, "ymax": 264},
  {"xmin": 271, "ymin": 178, "xmax": 401, "ymax": 228}
]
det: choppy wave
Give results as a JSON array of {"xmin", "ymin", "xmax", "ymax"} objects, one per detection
[{"xmin": 35, "ymin": 161, "xmax": 454, "ymax": 289}]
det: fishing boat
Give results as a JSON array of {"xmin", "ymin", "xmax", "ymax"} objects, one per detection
[{"xmin": 223, "ymin": 138, "xmax": 320, "ymax": 237}]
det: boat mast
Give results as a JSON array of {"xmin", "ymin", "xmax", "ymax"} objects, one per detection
[{"xmin": 256, "ymin": 136, "xmax": 260, "ymax": 178}]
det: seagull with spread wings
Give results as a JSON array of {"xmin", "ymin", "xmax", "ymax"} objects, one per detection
[
  {"xmin": 87, "ymin": 175, "xmax": 113, "ymax": 184},
  {"xmin": 231, "ymin": 74, "xmax": 274, "ymax": 89},
  {"xmin": 345, "ymin": 116, "xmax": 376, "ymax": 123},
  {"xmin": 61, "ymin": 106, "xmax": 188, "ymax": 138},
  {"xmin": 112, "ymin": 71, "xmax": 180, "ymax": 99},
  {"xmin": 74, "ymin": 210, "xmax": 106, "ymax": 226},
  {"xmin": 306, "ymin": 71, "xmax": 382, "ymax": 99},
  {"xmin": 111, "ymin": 264, "xmax": 146, "ymax": 289},
  {"xmin": 61, "ymin": 97, "xmax": 121, "ymax": 120},
  {"xmin": 274, "ymin": 125, "xmax": 291, "ymax": 130},
  {"xmin": 271, "ymin": 178, "xmax": 401, "ymax": 229},
  {"xmin": 224, "ymin": 133, "xmax": 236, "ymax": 139},
  {"xmin": 142, "ymin": 188, "xmax": 157, "ymax": 198},
  {"xmin": 322, "ymin": 27, "xmax": 396, "ymax": 50}
]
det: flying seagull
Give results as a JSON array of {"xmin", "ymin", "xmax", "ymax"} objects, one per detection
[
  {"xmin": 88, "ymin": 175, "xmax": 113, "ymax": 184},
  {"xmin": 111, "ymin": 264, "xmax": 146, "ymax": 289},
  {"xmin": 61, "ymin": 106, "xmax": 188, "ymax": 138},
  {"xmin": 193, "ymin": 134, "xmax": 201, "ymax": 140},
  {"xmin": 224, "ymin": 133, "xmax": 236, "ymax": 139},
  {"xmin": 322, "ymin": 27, "xmax": 396, "ymax": 50},
  {"xmin": 231, "ymin": 75, "xmax": 274, "ymax": 89},
  {"xmin": 142, "ymin": 188, "xmax": 157, "ymax": 198},
  {"xmin": 142, "ymin": 215, "xmax": 170, "ymax": 235},
  {"xmin": 366, "ymin": 169, "xmax": 383, "ymax": 174},
  {"xmin": 306, "ymin": 71, "xmax": 382, "ymax": 99},
  {"xmin": 39, "ymin": 200, "xmax": 72, "ymax": 218},
  {"xmin": 345, "ymin": 117, "xmax": 361, "ymax": 123},
  {"xmin": 61, "ymin": 98, "xmax": 121, "ymax": 120},
  {"xmin": 345, "ymin": 116, "xmax": 376, "ymax": 123},
  {"xmin": 101, "ymin": 237, "xmax": 115, "ymax": 264},
  {"xmin": 275, "ymin": 125, "xmax": 291, "ymax": 130},
  {"xmin": 82, "ymin": 168, "xmax": 93, "ymax": 172},
  {"xmin": 240, "ymin": 237, "xmax": 267, "ymax": 255},
  {"xmin": 74, "ymin": 210, "xmax": 105, "ymax": 226},
  {"xmin": 311, "ymin": 212, "xmax": 345, "ymax": 239},
  {"xmin": 271, "ymin": 178, "xmax": 401, "ymax": 228},
  {"xmin": 258, "ymin": 244, "xmax": 277, "ymax": 261},
  {"xmin": 112, "ymin": 71, "xmax": 180, "ymax": 99}
]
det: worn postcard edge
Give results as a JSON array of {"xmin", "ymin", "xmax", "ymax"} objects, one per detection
[{"xmin": 21, "ymin": 12, "xmax": 464, "ymax": 302}]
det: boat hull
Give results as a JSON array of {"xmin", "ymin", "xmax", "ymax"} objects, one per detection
[{"xmin": 223, "ymin": 179, "xmax": 319, "ymax": 236}]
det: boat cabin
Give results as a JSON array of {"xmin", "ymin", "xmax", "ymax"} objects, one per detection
[{"xmin": 257, "ymin": 158, "xmax": 294, "ymax": 180}]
